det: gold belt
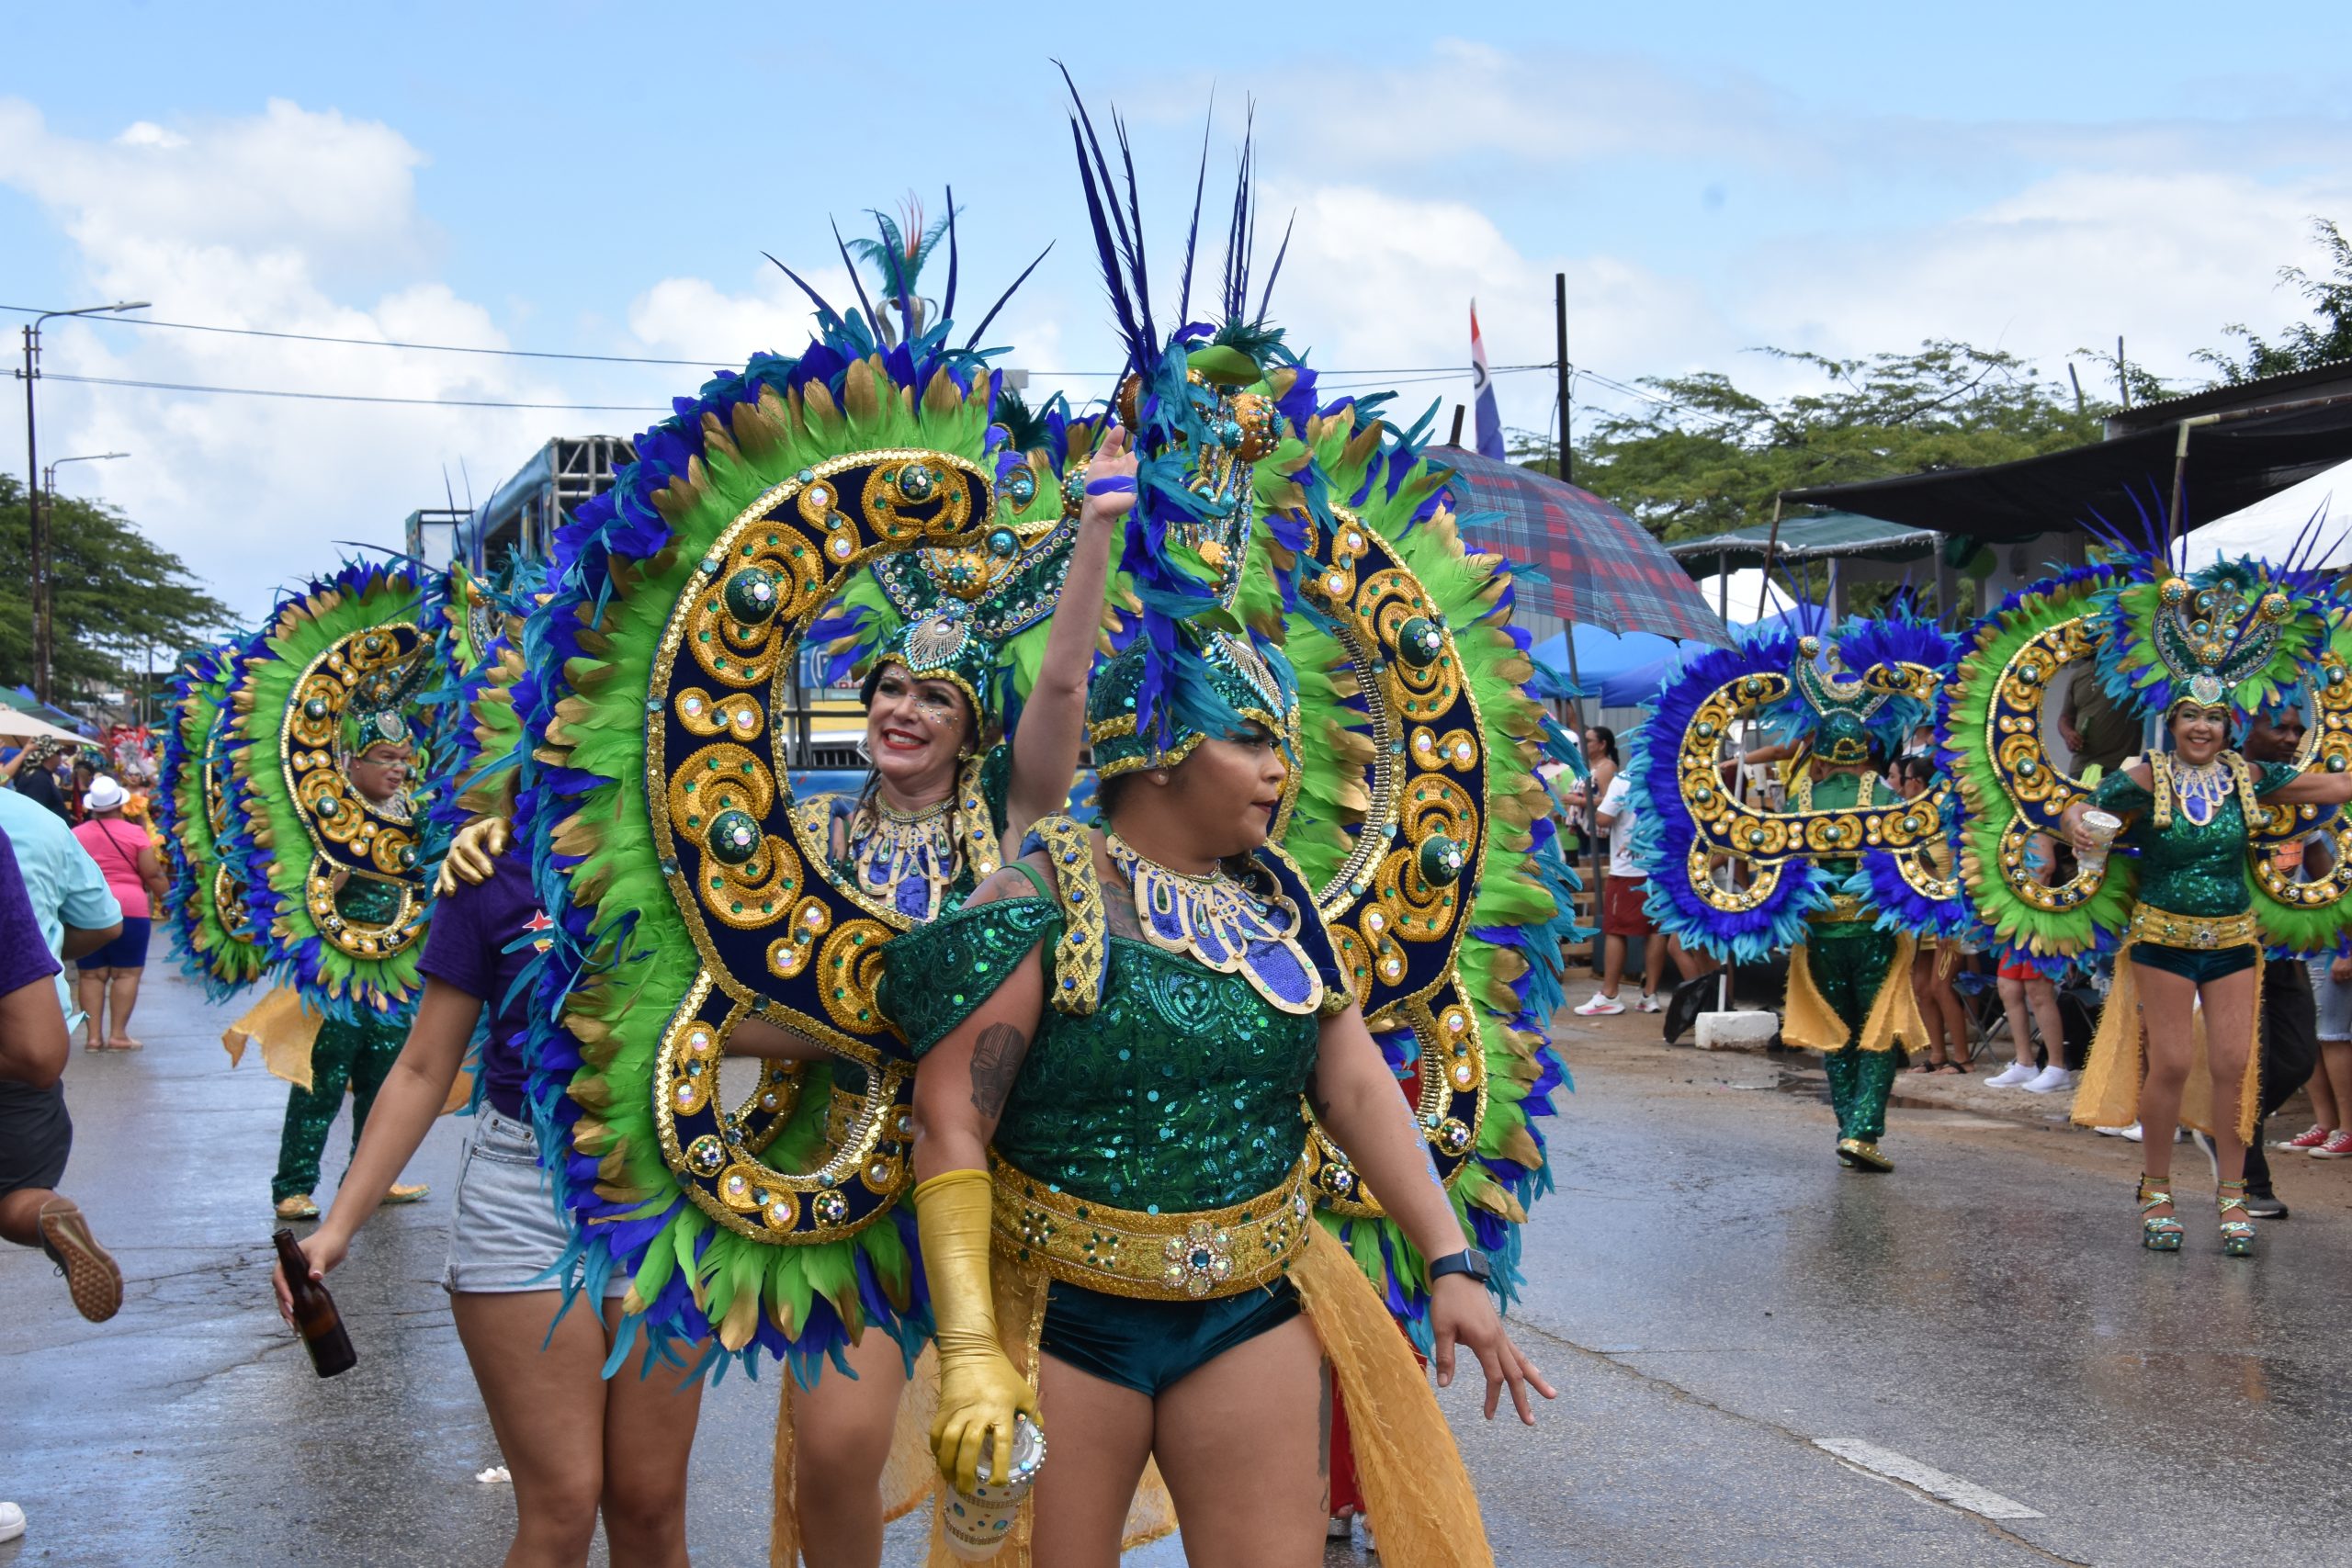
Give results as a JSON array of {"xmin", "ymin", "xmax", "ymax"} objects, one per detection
[
  {"xmin": 989, "ymin": 1153, "xmax": 1314, "ymax": 1302},
  {"xmin": 1808, "ymin": 893, "xmax": 1869, "ymax": 926},
  {"xmin": 2127, "ymin": 904, "xmax": 2259, "ymax": 952}
]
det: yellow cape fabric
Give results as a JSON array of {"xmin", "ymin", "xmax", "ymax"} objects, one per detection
[
  {"xmin": 221, "ymin": 984, "xmax": 322, "ymax": 1088},
  {"xmin": 1781, "ymin": 935, "xmax": 1921, "ymax": 1054},
  {"xmin": 2069, "ymin": 940, "xmax": 2264, "ymax": 1143},
  {"xmin": 220, "ymin": 981, "xmax": 469, "ymax": 1113}
]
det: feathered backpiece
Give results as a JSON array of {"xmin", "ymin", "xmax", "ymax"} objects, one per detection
[
  {"xmin": 1060, "ymin": 69, "xmax": 1301, "ymax": 767},
  {"xmin": 519, "ymin": 213, "xmax": 1078, "ymax": 1375},
  {"xmin": 157, "ymin": 633, "xmax": 268, "ymax": 999},
  {"xmin": 1204, "ymin": 385, "xmax": 1580, "ymax": 1341},
  {"xmin": 1629, "ymin": 601, "xmax": 1963, "ymax": 962},
  {"xmin": 221, "ymin": 558, "xmax": 434, "ymax": 1018}
]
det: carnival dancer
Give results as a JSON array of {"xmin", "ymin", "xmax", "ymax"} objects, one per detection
[
  {"xmin": 2061, "ymin": 696, "xmax": 2352, "ymax": 1251},
  {"xmin": 887, "ymin": 625, "xmax": 1552, "ymax": 1568},
  {"xmin": 218, "ymin": 561, "xmax": 437, "ymax": 1219},
  {"xmin": 1948, "ymin": 538, "xmax": 2352, "ymax": 1256},
  {"xmin": 1629, "ymin": 608, "xmax": 1962, "ymax": 1172}
]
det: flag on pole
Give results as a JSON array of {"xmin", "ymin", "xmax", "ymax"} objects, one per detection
[{"xmin": 1470, "ymin": 300, "xmax": 1506, "ymax": 459}]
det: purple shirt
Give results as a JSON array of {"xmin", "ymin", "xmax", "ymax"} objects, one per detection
[
  {"xmin": 0, "ymin": 832, "xmax": 63, "ymax": 1001},
  {"xmin": 418, "ymin": 847, "xmax": 548, "ymax": 1120}
]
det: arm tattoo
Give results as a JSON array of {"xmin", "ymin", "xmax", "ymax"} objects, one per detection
[
  {"xmin": 1100, "ymin": 865, "xmax": 1144, "ymax": 940},
  {"xmin": 968, "ymin": 1022, "xmax": 1031, "ymax": 1120},
  {"xmin": 967, "ymin": 864, "xmax": 1039, "ymax": 908}
]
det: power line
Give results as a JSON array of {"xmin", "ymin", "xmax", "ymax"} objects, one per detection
[
  {"xmin": 43, "ymin": 373, "xmax": 665, "ymax": 413},
  {"xmin": 0, "ymin": 301, "xmax": 1563, "ymax": 380}
]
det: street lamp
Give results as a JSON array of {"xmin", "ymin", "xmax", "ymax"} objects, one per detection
[
  {"xmin": 19, "ymin": 300, "xmax": 149, "ymax": 704},
  {"xmin": 42, "ymin": 451, "xmax": 131, "ymax": 712}
]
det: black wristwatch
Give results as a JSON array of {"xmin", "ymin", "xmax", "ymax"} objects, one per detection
[{"xmin": 1426, "ymin": 1248, "xmax": 1491, "ymax": 1285}]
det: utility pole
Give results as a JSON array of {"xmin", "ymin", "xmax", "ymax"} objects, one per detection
[
  {"xmin": 1554, "ymin": 273, "xmax": 1574, "ymax": 485},
  {"xmin": 19, "ymin": 302, "xmax": 147, "ymax": 704}
]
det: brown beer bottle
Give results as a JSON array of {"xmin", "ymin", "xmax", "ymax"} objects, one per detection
[{"xmin": 273, "ymin": 1228, "xmax": 357, "ymax": 1378}]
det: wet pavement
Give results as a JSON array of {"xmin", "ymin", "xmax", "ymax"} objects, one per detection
[{"xmin": 6, "ymin": 967, "xmax": 2349, "ymax": 1565}]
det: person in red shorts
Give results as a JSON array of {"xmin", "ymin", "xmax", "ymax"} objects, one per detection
[{"xmin": 1579, "ymin": 769, "xmax": 1668, "ymax": 1015}]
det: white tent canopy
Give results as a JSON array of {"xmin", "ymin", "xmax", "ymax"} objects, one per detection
[
  {"xmin": 0, "ymin": 707, "xmax": 84, "ymax": 745},
  {"xmin": 2180, "ymin": 456, "xmax": 2352, "ymax": 570}
]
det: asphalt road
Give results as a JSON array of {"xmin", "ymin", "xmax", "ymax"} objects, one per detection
[{"xmin": 5, "ymin": 967, "xmax": 2347, "ymax": 1566}]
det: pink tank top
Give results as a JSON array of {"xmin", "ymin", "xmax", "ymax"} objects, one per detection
[{"xmin": 74, "ymin": 818, "xmax": 152, "ymax": 919}]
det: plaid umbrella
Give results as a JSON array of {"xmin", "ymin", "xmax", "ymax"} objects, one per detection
[{"xmin": 1429, "ymin": 446, "xmax": 1730, "ymax": 647}]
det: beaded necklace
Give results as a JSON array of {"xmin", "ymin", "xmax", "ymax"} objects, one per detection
[
  {"xmin": 848, "ymin": 794, "xmax": 961, "ymax": 923},
  {"xmin": 1104, "ymin": 831, "xmax": 1324, "ymax": 1015}
]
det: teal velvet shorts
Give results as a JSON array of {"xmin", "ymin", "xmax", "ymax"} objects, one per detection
[
  {"xmin": 2132, "ymin": 942, "xmax": 2257, "ymax": 984},
  {"xmin": 1037, "ymin": 1278, "xmax": 1301, "ymax": 1397}
]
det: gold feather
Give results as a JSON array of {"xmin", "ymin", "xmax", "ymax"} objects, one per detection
[{"xmin": 842, "ymin": 357, "xmax": 879, "ymax": 423}]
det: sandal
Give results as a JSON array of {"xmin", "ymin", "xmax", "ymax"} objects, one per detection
[
  {"xmin": 2218, "ymin": 1179, "xmax": 2257, "ymax": 1258},
  {"xmin": 2139, "ymin": 1176, "xmax": 2182, "ymax": 1252}
]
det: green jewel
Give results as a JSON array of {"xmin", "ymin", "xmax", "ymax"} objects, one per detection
[
  {"xmin": 723, "ymin": 566, "xmax": 780, "ymax": 626},
  {"xmin": 706, "ymin": 809, "xmax": 761, "ymax": 865},
  {"xmin": 1396, "ymin": 617, "xmax": 1443, "ymax": 669},
  {"xmin": 896, "ymin": 462, "xmax": 936, "ymax": 502}
]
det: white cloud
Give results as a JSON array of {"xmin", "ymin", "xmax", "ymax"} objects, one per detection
[
  {"xmin": 0, "ymin": 98, "xmax": 569, "ymax": 622},
  {"xmin": 1740, "ymin": 168, "xmax": 2352, "ymax": 388}
]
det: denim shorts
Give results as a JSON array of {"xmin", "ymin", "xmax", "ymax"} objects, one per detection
[
  {"xmin": 444, "ymin": 1107, "xmax": 624, "ymax": 1297},
  {"xmin": 2312, "ymin": 959, "xmax": 2352, "ymax": 1043}
]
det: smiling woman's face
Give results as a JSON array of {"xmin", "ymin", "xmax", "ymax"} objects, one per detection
[
  {"xmin": 864, "ymin": 662, "xmax": 972, "ymax": 795},
  {"xmin": 2170, "ymin": 703, "xmax": 2231, "ymax": 765}
]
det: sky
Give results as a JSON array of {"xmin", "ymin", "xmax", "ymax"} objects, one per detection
[{"xmin": 5, "ymin": 2, "xmax": 2350, "ymax": 623}]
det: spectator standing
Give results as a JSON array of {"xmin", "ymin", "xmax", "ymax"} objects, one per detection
[
  {"xmin": 1984, "ymin": 832, "xmax": 2075, "ymax": 1093},
  {"xmin": 1578, "ymin": 768, "xmax": 1668, "ymax": 1015},
  {"xmin": 0, "ymin": 801, "xmax": 125, "ymax": 1326},
  {"xmin": 70, "ymin": 777, "xmax": 167, "ymax": 1051},
  {"xmin": 4, "ymin": 743, "xmax": 70, "ymax": 822},
  {"xmin": 2289, "ymin": 954, "xmax": 2352, "ymax": 1159}
]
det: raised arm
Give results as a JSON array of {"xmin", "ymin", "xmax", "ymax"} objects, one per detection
[
  {"xmin": 1309, "ymin": 1003, "xmax": 1555, "ymax": 1424},
  {"xmin": 1001, "ymin": 427, "xmax": 1136, "ymax": 847}
]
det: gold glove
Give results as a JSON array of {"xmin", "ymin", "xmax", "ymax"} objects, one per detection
[
  {"xmin": 916, "ymin": 1168, "xmax": 1038, "ymax": 1494},
  {"xmin": 435, "ymin": 815, "xmax": 512, "ymax": 896}
]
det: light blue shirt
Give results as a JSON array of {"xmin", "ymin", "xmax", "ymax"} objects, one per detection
[{"xmin": 0, "ymin": 787, "xmax": 123, "ymax": 1028}]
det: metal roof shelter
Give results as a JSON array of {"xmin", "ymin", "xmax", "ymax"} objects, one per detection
[
  {"xmin": 1781, "ymin": 370, "xmax": 2352, "ymax": 546},
  {"xmin": 1665, "ymin": 512, "xmax": 1937, "ymax": 567}
]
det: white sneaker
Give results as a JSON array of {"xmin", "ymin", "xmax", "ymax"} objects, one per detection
[
  {"xmin": 2021, "ymin": 1066, "xmax": 2075, "ymax": 1095},
  {"xmin": 2117, "ymin": 1122, "xmax": 2146, "ymax": 1142},
  {"xmin": 1574, "ymin": 992, "xmax": 1626, "ymax": 1017},
  {"xmin": 0, "ymin": 1501, "xmax": 23, "ymax": 1543},
  {"xmin": 1636, "ymin": 993, "xmax": 1665, "ymax": 1013},
  {"xmin": 1984, "ymin": 1060, "xmax": 2037, "ymax": 1088}
]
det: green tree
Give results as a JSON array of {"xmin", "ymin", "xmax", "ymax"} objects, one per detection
[
  {"xmin": 0, "ymin": 473, "xmax": 233, "ymax": 705},
  {"xmin": 1514, "ymin": 340, "xmax": 2105, "ymax": 541},
  {"xmin": 2197, "ymin": 217, "xmax": 2352, "ymax": 384}
]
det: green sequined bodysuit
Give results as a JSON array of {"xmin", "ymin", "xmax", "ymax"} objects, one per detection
[
  {"xmin": 2089, "ymin": 755, "xmax": 2299, "ymax": 917},
  {"xmin": 334, "ymin": 874, "xmax": 406, "ymax": 926},
  {"xmin": 882, "ymin": 871, "xmax": 1324, "ymax": 1213}
]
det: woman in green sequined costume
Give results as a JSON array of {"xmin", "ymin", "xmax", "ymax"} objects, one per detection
[
  {"xmin": 2063, "ymin": 698, "xmax": 2352, "ymax": 1251},
  {"xmin": 885, "ymin": 629, "xmax": 1552, "ymax": 1568},
  {"xmin": 270, "ymin": 732, "xmax": 433, "ymax": 1215}
]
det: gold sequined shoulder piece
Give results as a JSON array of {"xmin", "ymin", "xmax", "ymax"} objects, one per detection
[{"xmin": 1031, "ymin": 815, "xmax": 1107, "ymax": 1017}]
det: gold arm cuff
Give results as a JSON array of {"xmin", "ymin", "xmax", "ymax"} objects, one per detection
[
  {"xmin": 2126, "ymin": 904, "xmax": 2259, "ymax": 952},
  {"xmin": 989, "ymin": 1153, "xmax": 1314, "ymax": 1302}
]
